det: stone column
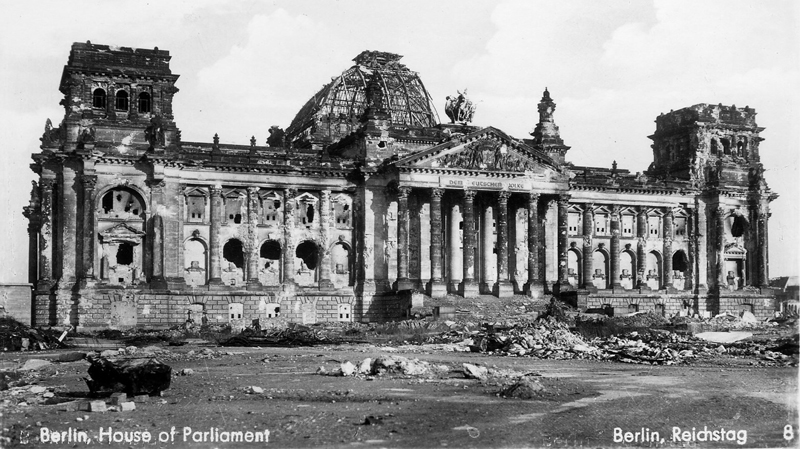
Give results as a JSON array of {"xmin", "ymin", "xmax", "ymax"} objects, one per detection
[
  {"xmin": 319, "ymin": 190, "xmax": 334, "ymax": 289},
  {"xmin": 208, "ymin": 186, "xmax": 223, "ymax": 286},
  {"xmin": 524, "ymin": 192, "xmax": 541, "ymax": 297},
  {"xmin": 37, "ymin": 179, "xmax": 55, "ymax": 289},
  {"xmin": 758, "ymin": 204, "xmax": 769, "ymax": 287},
  {"xmin": 449, "ymin": 199, "xmax": 463, "ymax": 291},
  {"xmin": 80, "ymin": 175, "xmax": 97, "ymax": 282},
  {"xmin": 636, "ymin": 207, "xmax": 648, "ymax": 287},
  {"xmin": 460, "ymin": 190, "xmax": 479, "ymax": 297},
  {"xmin": 610, "ymin": 206, "xmax": 621, "ymax": 289},
  {"xmin": 481, "ymin": 199, "xmax": 494, "ymax": 294},
  {"xmin": 557, "ymin": 194, "xmax": 570, "ymax": 285},
  {"xmin": 396, "ymin": 187, "xmax": 413, "ymax": 290},
  {"xmin": 495, "ymin": 191, "xmax": 513, "ymax": 297},
  {"xmin": 715, "ymin": 206, "xmax": 726, "ymax": 289},
  {"xmin": 246, "ymin": 186, "xmax": 262, "ymax": 289},
  {"xmin": 663, "ymin": 209, "xmax": 674, "ymax": 289},
  {"xmin": 581, "ymin": 203, "xmax": 594, "ymax": 289},
  {"xmin": 282, "ymin": 188, "xmax": 296, "ymax": 287},
  {"xmin": 428, "ymin": 189, "xmax": 446, "ymax": 297}
]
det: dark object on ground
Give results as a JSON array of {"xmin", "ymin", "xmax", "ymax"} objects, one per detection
[
  {"xmin": 0, "ymin": 371, "xmax": 24, "ymax": 390},
  {"xmin": 363, "ymin": 416, "xmax": 384, "ymax": 425},
  {"xmin": 85, "ymin": 356, "xmax": 171, "ymax": 396},
  {"xmin": 221, "ymin": 323, "xmax": 335, "ymax": 347}
]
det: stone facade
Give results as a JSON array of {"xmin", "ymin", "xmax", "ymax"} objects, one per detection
[{"xmin": 22, "ymin": 42, "xmax": 779, "ymax": 329}]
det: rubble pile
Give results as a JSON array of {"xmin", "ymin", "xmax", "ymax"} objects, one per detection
[
  {"xmin": 453, "ymin": 317, "xmax": 798, "ymax": 366},
  {"xmin": 221, "ymin": 323, "xmax": 335, "ymax": 347},
  {"xmin": 318, "ymin": 355, "xmax": 450, "ymax": 378},
  {"xmin": 0, "ymin": 318, "xmax": 69, "ymax": 351}
]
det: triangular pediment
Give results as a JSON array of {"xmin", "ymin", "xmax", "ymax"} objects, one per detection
[
  {"xmin": 99, "ymin": 223, "xmax": 145, "ymax": 244},
  {"xmin": 395, "ymin": 127, "xmax": 558, "ymax": 174}
]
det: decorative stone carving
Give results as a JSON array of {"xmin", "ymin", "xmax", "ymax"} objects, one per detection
[
  {"xmin": 437, "ymin": 140, "xmax": 539, "ymax": 172},
  {"xmin": 444, "ymin": 90, "xmax": 476, "ymax": 124}
]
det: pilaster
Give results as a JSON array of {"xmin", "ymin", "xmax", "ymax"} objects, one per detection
[
  {"xmin": 556, "ymin": 195, "xmax": 570, "ymax": 288},
  {"xmin": 208, "ymin": 186, "xmax": 224, "ymax": 287},
  {"xmin": 610, "ymin": 206, "xmax": 622, "ymax": 289},
  {"xmin": 581, "ymin": 203, "xmax": 594, "ymax": 290},
  {"xmin": 318, "ymin": 189, "xmax": 334, "ymax": 289},
  {"xmin": 663, "ymin": 208, "xmax": 674, "ymax": 290},
  {"xmin": 246, "ymin": 186, "xmax": 262, "ymax": 290}
]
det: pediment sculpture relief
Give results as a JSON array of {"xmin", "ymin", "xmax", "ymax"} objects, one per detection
[{"xmin": 432, "ymin": 140, "xmax": 540, "ymax": 172}]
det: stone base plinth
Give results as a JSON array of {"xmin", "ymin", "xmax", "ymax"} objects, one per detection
[
  {"xmin": 395, "ymin": 278, "xmax": 414, "ymax": 291},
  {"xmin": 460, "ymin": 280, "xmax": 479, "ymax": 298},
  {"xmin": 494, "ymin": 281, "xmax": 515, "ymax": 298},
  {"xmin": 524, "ymin": 282, "xmax": 544, "ymax": 298},
  {"xmin": 427, "ymin": 280, "xmax": 447, "ymax": 298}
]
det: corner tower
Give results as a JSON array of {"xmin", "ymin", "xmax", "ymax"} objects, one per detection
[
  {"xmin": 647, "ymin": 104, "xmax": 764, "ymax": 189},
  {"xmin": 50, "ymin": 41, "xmax": 181, "ymax": 154}
]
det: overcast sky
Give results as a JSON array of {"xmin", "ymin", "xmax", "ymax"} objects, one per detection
[{"xmin": 1, "ymin": 0, "xmax": 797, "ymax": 282}]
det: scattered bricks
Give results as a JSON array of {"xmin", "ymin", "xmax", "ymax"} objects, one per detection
[
  {"xmin": 89, "ymin": 400, "xmax": 107, "ymax": 412},
  {"xmin": 119, "ymin": 401, "xmax": 136, "ymax": 411},
  {"xmin": 56, "ymin": 401, "xmax": 81, "ymax": 412},
  {"xmin": 109, "ymin": 392, "xmax": 127, "ymax": 405}
]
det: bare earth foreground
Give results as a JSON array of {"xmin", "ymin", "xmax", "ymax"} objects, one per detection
[{"xmin": 1, "ymin": 341, "xmax": 797, "ymax": 449}]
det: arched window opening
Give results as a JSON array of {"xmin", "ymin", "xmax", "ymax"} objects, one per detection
[
  {"xmin": 731, "ymin": 215, "xmax": 748, "ymax": 238},
  {"xmin": 646, "ymin": 251, "xmax": 662, "ymax": 289},
  {"xmin": 138, "ymin": 92, "xmax": 151, "ymax": 113},
  {"xmin": 258, "ymin": 240, "xmax": 281, "ymax": 286},
  {"xmin": 116, "ymin": 243, "xmax": 134, "ymax": 265},
  {"xmin": 673, "ymin": 250, "xmax": 688, "ymax": 272},
  {"xmin": 99, "ymin": 187, "xmax": 145, "ymax": 218},
  {"xmin": 184, "ymin": 239, "xmax": 207, "ymax": 286},
  {"xmin": 592, "ymin": 250, "xmax": 608, "ymax": 289},
  {"xmin": 115, "ymin": 90, "xmax": 129, "ymax": 111},
  {"xmin": 567, "ymin": 248, "xmax": 580, "ymax": 288},
  {"xmin": 619, "ymin": 250, "xmax": 635, "ymax": 289},
  {"xmin": 296, "ymin": 241, "xmax": 319, "ymax": 270},
  {"xmin": 223, "ymin": 239, "xmax": 245, "ymax": 269},
  {"xmin": 721, "ymin": 138, "xmax": 731, "ymax": 155},
  {"xmin": 93, "ymin": 88, "xmax": 106, "ymax": 108}
]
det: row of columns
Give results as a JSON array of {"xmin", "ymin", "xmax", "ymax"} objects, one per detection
[{"xmin": 395, "ymin": 188, "xmax": 564, "ymax": 298}]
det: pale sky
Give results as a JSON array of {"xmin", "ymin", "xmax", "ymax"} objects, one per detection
[{"xmin": 1, "ymin": 0, "xmax": 798, "ymax": 282}]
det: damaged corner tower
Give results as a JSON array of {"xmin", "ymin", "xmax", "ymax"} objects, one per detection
[{"xmin": 24, "ymin": 43, "xmax": 778, "ymax": 330}]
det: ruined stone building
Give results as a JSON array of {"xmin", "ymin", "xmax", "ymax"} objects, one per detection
[{"xmin": 23, "ymin": 42, "xmax": 778, "ymax": 329}]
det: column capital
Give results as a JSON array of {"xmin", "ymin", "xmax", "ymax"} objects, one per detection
[
  {"xmin": 557, "ymin": 194, "xmax": 570, "ymax": 207},
  {"xmin": 81, "ymin": 174, "xmax": 97, "ymax": 190},
  {"xmin": 637, "ymin": 206, "xmax": 648, "ymax": 217},
  {"xmin": 210, "ymin": 185, "xmax": 223, "ymax": 198},
  {"xmin": 284, "ymin": 187, "xmax": 297, "ymax": 199},
  {"xmin": 584, "ymin": 202, "xmax": 595, "ymax": 211},
  {"xmin": 463, "ymin": 189, "xmax": 476, "ymax": 201},
  {"xmin": 663, "ymin": 207, "xmax": 675, "ymax": 219},
  {"xmin": 398, "ymin": 186, "xmax": 412, "ymax": 200},
  {"xmin": 40, "ymin": 178, "xmax": 56, "ymax": 191},
  {"xmin": 498, "ymin": 190, "xmax": 512, "ymax": 202},
  {"xmin": 528, "ymin": 191, "xmax": 541, "ymax": 201},
  {"xmin": 716, "ymin": 206, "xmax": 727, "ymax": 218},
  {"xmin": 247, "ymin": 186, "xmax": 260, "ymax": 195},
  {"xmin": 431, "ymin": 188, "xmax": 444, "ymax": 199}
]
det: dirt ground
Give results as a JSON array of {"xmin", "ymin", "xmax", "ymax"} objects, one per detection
[{"xmin": 1, "ymin": 341, "xmax": 797, "ymax": 449}]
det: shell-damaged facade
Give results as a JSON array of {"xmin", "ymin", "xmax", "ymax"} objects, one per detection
[{"xmin": 24, "ymin": 42, "xmax": 778, "ymax": 329}]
